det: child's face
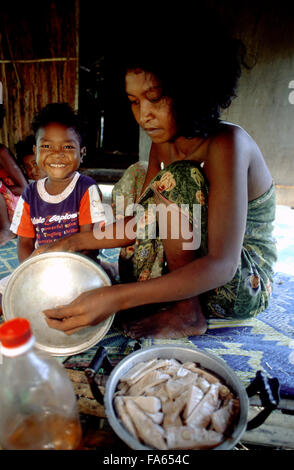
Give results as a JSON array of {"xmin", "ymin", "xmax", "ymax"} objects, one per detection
[
  {"xmin": 125, "ymin": 69, "xmax": 177, "ymax": 144},
  {"xmin": 34, "ymin": 123, "xmax": 84, "ymax": 182},
  {"xmin": 23, "ymin": 154, "xmax": 46, "ymax": 181}
]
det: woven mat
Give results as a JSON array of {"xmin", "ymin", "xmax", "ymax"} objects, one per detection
[
  {"xmin": 1, "ymin": 242, "xmax": 293, "ymax": 399},
  {"xmin": 0, "ymin": 238, "xmax": 19, "ymax": 277}
]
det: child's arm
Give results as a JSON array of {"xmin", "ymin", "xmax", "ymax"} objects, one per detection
[{"xmin": 17, "ymin": 236, "xmax": 35, "ymax": 262}]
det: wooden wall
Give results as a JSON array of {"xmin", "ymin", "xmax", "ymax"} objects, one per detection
[{"xmin": 0, "ymin": 0, "xmax": 79, "ymax": 153}]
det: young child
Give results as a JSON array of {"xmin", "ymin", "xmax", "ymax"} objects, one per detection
[
  {"xmin": 10, "ymin": 102, "xmax": 105, "ymax": 262},
  {"xmin": 15, "ymin": 135, "xmax": 46, "ymax": 182}
]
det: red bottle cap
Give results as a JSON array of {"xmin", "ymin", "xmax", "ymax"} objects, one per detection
[{"xmin": 0, "ymin": 318, "xmax": 32, "ymax": 348}]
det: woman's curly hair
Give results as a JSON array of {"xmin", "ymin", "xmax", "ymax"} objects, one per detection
[{"xmin": 119, "ymin": 27, "xmax": 247, "ymax": 138}]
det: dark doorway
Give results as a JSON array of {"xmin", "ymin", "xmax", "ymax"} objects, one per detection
[{"xmin": 78, "ymin": 4, "xmax": 139, "ymax": 174}]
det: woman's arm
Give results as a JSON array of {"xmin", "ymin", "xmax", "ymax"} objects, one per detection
[
  {"xmin": 79, "ymin": 223, "xmax": 93, "ymax": 233},
  {"xmin": 78, "ymin": 223, "xmax": 96, "ymax": 257},
  {"xmin": 17, "ymin": 236, "xmax": 35, "ymax": 262},
  {"xmin": 32, "ymin": 216, "xmax": 137, "ymax": 256},
  {"xmin": 0, "ymin": 146, "xmax": 28, "ymax": 195}
]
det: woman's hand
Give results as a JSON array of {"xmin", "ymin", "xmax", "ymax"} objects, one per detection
[{"xmin": 43, "ymin": 286, "xmax": 119, "ymax": 335}]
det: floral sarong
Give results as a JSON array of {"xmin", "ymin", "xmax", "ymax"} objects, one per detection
[{"xmin": 112, "ymin": 161, "xmax": 277, "ymax": 319}]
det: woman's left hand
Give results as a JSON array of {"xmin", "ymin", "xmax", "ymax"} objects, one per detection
[{"xmin": 43, "ymin": 286, "xmax": 119, "ymax": 335}]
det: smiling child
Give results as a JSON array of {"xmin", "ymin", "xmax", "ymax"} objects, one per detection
[{"xmin": 10, "ymin": 103, "xmax": 105, "ymax": 262}]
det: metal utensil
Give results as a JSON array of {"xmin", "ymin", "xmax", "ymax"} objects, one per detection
[
  {"xmin": 2, "ymin": 252, "xmax": 115, "ymax": 356},
  {"xmin": 85, "ymin": 344, "xmax": 280, "ymax": 450}
]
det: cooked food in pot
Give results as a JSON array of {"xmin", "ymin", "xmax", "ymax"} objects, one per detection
[{"xmin": 114, "ymin": 358, "xmax": 240, "ymax": 450}]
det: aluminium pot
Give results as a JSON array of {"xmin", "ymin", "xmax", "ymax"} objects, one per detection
[{"xmin": 85, "ymin": 344, "xmax": 280, "ymax": 451}]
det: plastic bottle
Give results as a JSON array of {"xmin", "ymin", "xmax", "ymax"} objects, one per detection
[{"xmin": 0, "ymin": 318, "xmax": 82, "ymax": 450}]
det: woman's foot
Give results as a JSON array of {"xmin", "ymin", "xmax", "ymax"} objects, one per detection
[
  {"xmin": 123, "ymin": 297, "xmax": 207, "ymax": 339},
  {"xmin": 0, "ymin": 229, "xmax": 16, "ymax": 247},
  {"xmin": 115, "ymin": 302, "xmax": 166, "ymax": 330}
]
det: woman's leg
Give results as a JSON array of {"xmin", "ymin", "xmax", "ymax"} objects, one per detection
[
  {"xmin": 125, "ymin": 195, "xmax": 207, "ymax": 338},
  {"xmin": 123, "ymin": 158, "xmax": 211, "ymax": 339},
  {"xmin": 0, "ymin": 193, "xmax": 15, "ymax": 246}
]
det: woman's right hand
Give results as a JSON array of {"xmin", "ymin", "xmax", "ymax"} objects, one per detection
[{"xmin": 43, "ymin": 285, "xmax": 121, "ymax": 334}]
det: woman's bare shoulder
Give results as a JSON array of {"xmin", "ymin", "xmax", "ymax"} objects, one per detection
[
  {"xmin": 207, "ymin": 122, "xmax": 255, "ymax": 161},
  {"xmin": 0, "ymin": 144, "xmax": 14, "ymax": 161},
  {"xmin": 204, "ymin": 122, "xmax": 253, "ymax": 181},
  {"xmin": 0, "ymin": 145, "xmax": 12, "ymax": 167},
  {"xmin": 212, "ymin": 121, "xmax": 252, "ymax": 144},
  {"xmin": 0, "ymin": 144, "xmax": 10, "ymax": 155}
]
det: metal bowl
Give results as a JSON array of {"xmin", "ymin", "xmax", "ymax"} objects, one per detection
[
  {"xmin": 102, "ymin": 344, "xmax": 249, "ymax": 450},
  {"xmin": 2, "ymin": 252, "xmax": 115, "ymax": 356}
]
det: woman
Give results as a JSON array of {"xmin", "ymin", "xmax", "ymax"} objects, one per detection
[{"xmin": 37, "ymin": 32, "xmax": 277, "ymax": 339}]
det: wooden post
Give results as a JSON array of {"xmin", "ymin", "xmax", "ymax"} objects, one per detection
[{"xmin": 74, "ymin": 0, "xmax": 80, "ymax": 111}]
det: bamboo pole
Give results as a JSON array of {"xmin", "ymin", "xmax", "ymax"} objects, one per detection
[
  {"xmin": 0, "ymin": 58, "xmax": 78, "ymax": 63},
  {"xmin": 74, "ymin": 0, "xmax": 80, "ymax": 111}
]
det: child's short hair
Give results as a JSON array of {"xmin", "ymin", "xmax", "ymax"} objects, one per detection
[
  {"xmin": 31, "ymin": 103, "xmax": 84, "ymax": 145},
  {"xmin": 15, "ymin": 135, "xmax": 35, "ymax": 166}
]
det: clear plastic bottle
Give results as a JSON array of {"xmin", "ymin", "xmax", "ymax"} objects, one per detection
[{"xmin": 0, "ymin": 318, "xmax": 82, "ymax": 450}]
